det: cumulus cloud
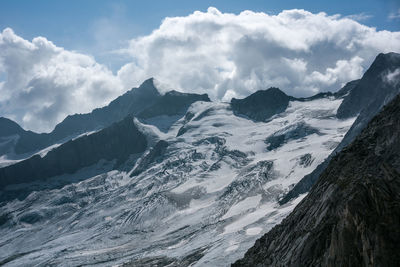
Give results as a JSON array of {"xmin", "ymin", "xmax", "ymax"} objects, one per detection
[
  {"xmin": 0, "ymin": 28, "xmax": 123, "ymax": 132},
  {"xmin": 118, "ymin": 8, "xmax": 400, "ymax": 100},
  {"xmin": 1, "ymin": 8, "xmax": 400, "ymax": 132}
]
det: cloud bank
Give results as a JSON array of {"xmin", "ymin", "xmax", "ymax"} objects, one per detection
[
  {"xmin": 1, "ymin": 8, "xmax": 400, "ymax": 132},
  {"xmin": 0, "ymin": 28, "xmax": 123, "ymax": 132},
  {"xmin": 119, "ymin": 8, "xmax": 400, "ymax": 100}
]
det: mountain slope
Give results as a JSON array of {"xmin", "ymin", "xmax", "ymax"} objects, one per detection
[
  {"xmin": 337, "ymin": 52, "xmax": 400, "ymax": 119},
  {"xmin": 22, "ymin": 79, "xmax": 159, "ymax": 153},
  {"xmin": 138, "ymin": 90, "xmax": 210, "ymax": 119},
  {"xmin": 0, "ymin": 118, "xmax": 25, "ymax": 137},
  {"xmin": 280, "ymin": 52, "xmax": 400, "ymax": 204},
  {"xmin": 233, "ymin": 93, "xmax": 400, "ymax": 267},
  {"xmin": 50, "ymin": 78, "xmax": 161, "ymax": 142},
  {"xmin": 0, "ymin": 79, "xmax": 159, "ymax": 159},
  {"xmin": 0, "ymin": 79, "xmax": 211, "ymax": 169},
  {"xmin": 0, "ymin": 116, "xmax": 147, "ymax": 189}
]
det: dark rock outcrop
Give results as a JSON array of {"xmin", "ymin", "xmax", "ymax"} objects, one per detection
[
  {"xmin": 0, "ymin": 116, "xmax": 147, "ymax": 188},
  {"xmin": 281, "ymin": 52, "xmax": 400, "ymax": 204},
  {"xmin": 231, "ymin": 88, "xmax": 293, "ymax": 122},
  {"xmin": 138, "ymin": 90, "xmax": 210, "ymax": 119},
  {"xmin": 233, "ymin": 93, "xmax": 400, "ymax": 267},
  {"xmin": 265, "ymin": 122, "xmax": 321, "ymax": 151},
  {"xmin": 130, "ymin": 140, "xmax": 169, "ymax": 177}
]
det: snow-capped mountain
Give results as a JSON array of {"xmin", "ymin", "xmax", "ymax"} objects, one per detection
[
  {"xmin": 0, "ymin": 78, "xmax": 208, "ymax": 168},
  {"xmin": 0, "ymin": 92, "xmax": 354, "ymax": 266},
  {"xmin": 0, "ymin": 52, "xmax": 398, "ymax": 266}
]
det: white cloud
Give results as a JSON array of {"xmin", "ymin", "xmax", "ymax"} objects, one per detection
[
  {"xmin": 388, "ymin": 9, "xmax": 400, "ymax": 20},
  {"xmin": 117, "ymin": 8, "xmax": 400, "ymax": 100},
  {"xmin": 1, "ymin": 8, "xmax": 400, "ymax": 132},
  {"xmin": 0, "ymin": 28, "xmax": 123, "ymax": 132},
  {"xmin": 345, "ymin": 13, "xmax": 372, "ymax": 22},
  {"xmin": 384, "ymin": 68, "xmax": 400, "ymax": 86}
]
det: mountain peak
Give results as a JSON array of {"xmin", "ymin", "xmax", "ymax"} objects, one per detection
[
  {"xmin": 231, "ymin": 87, "xmax": 292, "ymax": 121},
  {"xmin": 139, "ymin": 77, "xmax": 155, "ymax": 87},
  {"xmin": 136, "ymin": 77, "xmax": 161, "ymax": 96}
]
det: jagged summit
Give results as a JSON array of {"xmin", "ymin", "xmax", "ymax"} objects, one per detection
[
  {"xmin": 134, "ymin": 77, "xmax": 161, "ymax": 96},
  {"xmin": 234, "ymin": 93, "xmax": 400, "ymax": 267}
]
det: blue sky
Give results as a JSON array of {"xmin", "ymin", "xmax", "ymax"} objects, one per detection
[{"xmin": 1, "ymin": 0, "xmax": 400, "ymax": 132}]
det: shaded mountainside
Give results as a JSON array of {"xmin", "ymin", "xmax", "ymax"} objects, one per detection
[
  {"xmin": 281, "ymin": 52, "xmax": 400, "ymax": 204},
  {"xmin": 233, "ymin": 93, "xmax": 400, "ymax": 267},
  {"xmin": 138, "ymin": 90, "xmax": 210, "ymax": 119},
  {"xmin": 231, "ymin": 88, "xmax": 293, "ymax": 122},
  {"xmin": 50, "ymin": 78, "xmax": 161, "ymax": 142},
  {"xmin": 337, "ymin": 52, "xmax": 400, "ymax": 119},
  {"xmin": 0, "ymin": 78, "xmax": 211, "ymax": 157},
  {"xmin": 0, "ymin": 118, "xmax": 25, "ymax": 137},
  {"xmin": 0, "ymin": 78, "xmax": 159, "ymax": 156},
  {"xmin": 0, "ymin": 116, "xmax": 147, "ymax": 189}
]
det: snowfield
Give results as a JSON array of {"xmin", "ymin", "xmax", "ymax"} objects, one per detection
[{"xmin": 0, "ymin": 97, "xmax": 355, "ymax": 266}]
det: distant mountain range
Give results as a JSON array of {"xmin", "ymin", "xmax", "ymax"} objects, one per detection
[
  {"xmin": 0, "ymin": 52, "xmax": 399, "ymax": 266},
  {"xmin": 0, "ymin": 78, "xmax": 209, "ymax": 165}
]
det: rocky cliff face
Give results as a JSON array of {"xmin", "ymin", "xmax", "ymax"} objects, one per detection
[{"xmin": 233, "ymin": 94, "xmax": 400, "ymax": 267}]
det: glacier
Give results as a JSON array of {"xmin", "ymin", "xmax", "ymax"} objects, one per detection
[{"xmin": 0, "ymin": 96, "xmax": 355, "ymax": 266}]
